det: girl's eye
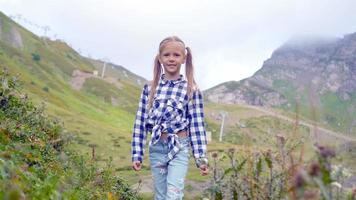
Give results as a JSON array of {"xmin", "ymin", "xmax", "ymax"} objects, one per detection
[{"xmin": 162, "ymin": 53, "xmax": 181, "ymax": 57}]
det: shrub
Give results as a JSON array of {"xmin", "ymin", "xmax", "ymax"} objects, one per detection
[
  {"xmin": 31, "ymin": 53, "xmax": 41, "ymax": 62},
  {"xmin": 42, "ymin": 86, "xmax": 49, "ymax": 92},
  {"xmin": 0, "ymin": 68, "xmax": 141, "ymax": 199}
]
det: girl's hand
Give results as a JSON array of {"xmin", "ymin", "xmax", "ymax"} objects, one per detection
[
  {"xmin": 199, "ymin": 164, "xmax": 209, "ymax": 176},
  {"xmin": 132, "ymin": 161, "xmax": 142, "ymax": 171}
]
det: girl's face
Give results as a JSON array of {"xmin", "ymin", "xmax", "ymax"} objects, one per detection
[{"xmin": 159, "ymin": 41, "xmax": 186, "ymax": 79}]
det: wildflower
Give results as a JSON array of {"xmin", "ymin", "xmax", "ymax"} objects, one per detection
[
  {"xmin": 331, "ymin": 182, "xmax": 342, "ymax": 189},
  {"xmin": 264, "ymin": 149, "xmax": 272, "ymax": 157},
  {"xmin": 228, "ymin": 148, "xmax": 235, "ymax": 154},
  {"xmin": 107, "ymin": 192, "xmax": 114, "ymax": 200},
  {"xmin": 316, "ymin": 145, "xmax": 335, "ymax": 158},
  {"xmin": 293, "ymin": 169, "xmax": 306, "ymax": 188},
  {"xmin": 331, "ymin": 165, "xmax": 351, "ymax": 179},
  {"xmin": 308, "ymin": 162, "xmax": 320, "ymax": 177},
  {"xmin": 211, "ymin": 152, "xmax": 218, "ymax": 159}
]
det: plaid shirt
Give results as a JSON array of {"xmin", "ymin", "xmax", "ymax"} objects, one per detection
[{"xmin": 131, "ymin": 74, "xmax": 208, "ymax": 167}]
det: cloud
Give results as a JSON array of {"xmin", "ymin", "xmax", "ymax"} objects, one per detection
[{"xmin": 1, "ymin": 0, "xmax": 356, "ymax": 89}]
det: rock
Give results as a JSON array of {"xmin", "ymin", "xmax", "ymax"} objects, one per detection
[{"xmin": 9, "ymin": 27, "xmax": 23, "ymax": 49}]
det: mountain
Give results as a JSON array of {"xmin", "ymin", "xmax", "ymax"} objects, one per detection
[{"xmin": 205, "ymin": 33, "xmax": 356, "ymax": 134}]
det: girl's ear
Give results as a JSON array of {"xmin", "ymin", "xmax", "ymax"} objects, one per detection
[{"xmin": 183, "ymin": 54, "xmax": 187, "ymax": 64}]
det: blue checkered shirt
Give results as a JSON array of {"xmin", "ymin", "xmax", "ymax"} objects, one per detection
[{"xmin": 131, "ymin": 74, "xmax": 208, "ymax": 167}]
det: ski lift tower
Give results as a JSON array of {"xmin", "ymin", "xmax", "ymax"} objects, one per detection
[
  {"xmin": 219, "ymin": 111, "xmax": 228, "ymax": 142},
  {"xmin": 101, "ymin": 58, "xmax": 110, "ymax": 78}
]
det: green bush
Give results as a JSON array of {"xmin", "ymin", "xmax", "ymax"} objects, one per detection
[
  {"xmin": 31, "ymin": 53, "xmax": 41, "ymax": 62},
  {"xmin": 42, "ymin": 86, "xmax": 49, "ymax": 92},
  {"xmin": 0, "ymin": 68, "xmax": 141, "ymax": 199}
]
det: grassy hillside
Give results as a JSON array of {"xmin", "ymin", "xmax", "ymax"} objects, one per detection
[
  {"xmin": 0, "ymin": 11, "xmax": 142, "ymax": 170},
  {"xmin": 205, "ymin": 102, "xmax": 310, "ymax": 154},
  {"xmin": 88, "ymin": 58, "xmax": 146, "ymax": 86}
]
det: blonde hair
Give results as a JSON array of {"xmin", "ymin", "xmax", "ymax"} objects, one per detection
[{"xmin": 148, "ymin": 36, "xmax": 197, "ymax": 109}]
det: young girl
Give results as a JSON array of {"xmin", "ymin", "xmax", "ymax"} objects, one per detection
[{"xmin": 131, "ymin": 36, "xmax": 209, "ymax": 199}]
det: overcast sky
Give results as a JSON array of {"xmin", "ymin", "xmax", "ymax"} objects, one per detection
[{"xmin": 1, "ymin": 0, "xmax": 356, "ymax": 89}]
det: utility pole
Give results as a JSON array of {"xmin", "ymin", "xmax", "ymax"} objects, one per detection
[
  {"xmin": 43, "ymin": 25, "xmax": 50, "ymax": 37},
  {"xmin": 219, "ymin": 111, "xmax": 227, "ymax": 142},
  {"xmin": 101, "ymin": 58, "xmax": 109, "ymax": 78},
  {"xmin": 101, "ymin": 62, "xmax": 107, "ymax": 78}
]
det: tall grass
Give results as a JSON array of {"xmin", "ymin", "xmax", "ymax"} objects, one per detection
[
  {"xmin": 203, "ymin": 100, "xmax": 355, "ymax": 200},
  {"xmin": 204, "ymin": 139, "xmax": 355, "ymax": 199}
]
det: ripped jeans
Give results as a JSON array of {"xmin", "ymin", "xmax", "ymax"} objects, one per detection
[{"xmin": 149, "ymin": 137, "xmax": 190, "ymax": 200}]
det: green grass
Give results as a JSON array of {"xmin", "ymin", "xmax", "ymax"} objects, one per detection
[
  {"xmin": 320, "ymin": 91, "xmax": 356, "ymax": 133},
  {"xmin": 272, "ymin": 79, "xmax": 297, "ymax": 104},
  {"xmin": 272, "ymin": 79, "xmax": 356, "ymax": 134},
  {"xmin": 82, "ymin": 77, "xmax": 140, "ymax": 112}
]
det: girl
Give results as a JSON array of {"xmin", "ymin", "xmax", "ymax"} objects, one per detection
[{"xmin": 131, "ymin": 36, "xmax": 209, "ymax": 200}]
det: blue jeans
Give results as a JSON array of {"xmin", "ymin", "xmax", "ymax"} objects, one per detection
[{"xmin": 149, "ymin": 137, "xmax": 190, "ymax": 200}]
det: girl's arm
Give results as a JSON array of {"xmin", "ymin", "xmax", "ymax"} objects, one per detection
[
  {"xmin": 131, "ymin": 84, "xmax": 149, "ymax": 164},
  {"xmin": 187, "ymin": 89, "xmax": 208, "ymax": 168}
]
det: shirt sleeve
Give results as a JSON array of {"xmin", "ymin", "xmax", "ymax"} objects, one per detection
[
  {"xmin": 187, "ymin": 89, "xmax": 208, "ymax": 167},
  {"xmin": 131, "ymin": 84, "xmax": 149, "ymax": 163}
]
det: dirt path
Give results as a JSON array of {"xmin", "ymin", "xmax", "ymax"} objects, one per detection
[
  {"xmin": 132, "ymin": 175, "xmax": 210, "ymax": 196},
  {"xmin": 241, "ymin": 104, "xmax": 356, "ymax": 142}
]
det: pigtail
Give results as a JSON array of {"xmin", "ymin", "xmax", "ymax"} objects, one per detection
[
  {"xmin": 148, "ymin": 54, "xmax": 162, "ymax": 109},
  {"xmin": 185, "ymin": 47, "xmax": 197, "ymax": 99}
]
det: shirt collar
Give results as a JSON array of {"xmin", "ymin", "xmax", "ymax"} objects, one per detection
[{"xmin": 160, "ymin": 74, "xmax": 185, "ymax": 85}]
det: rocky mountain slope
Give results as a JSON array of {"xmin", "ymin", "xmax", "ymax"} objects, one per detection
[{"xmin": 205, "ymin": 33, "xmax": 356, "ymax": 133}]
